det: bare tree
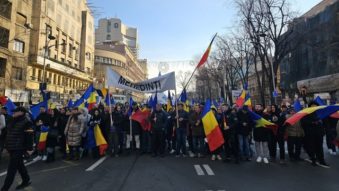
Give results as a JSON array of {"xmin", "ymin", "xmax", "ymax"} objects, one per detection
[{"xmin": 236, "ymin": 0, "xmax": 297, "ymax": 104}]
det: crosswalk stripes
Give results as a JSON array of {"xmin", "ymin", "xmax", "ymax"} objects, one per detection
[
  {"xmin": 194, "ymin": 164, "xmax": 215, "ymax": 176},
  {"xmin": 194, "ymin": 164, "xmax": 205, "ymax": 175}
]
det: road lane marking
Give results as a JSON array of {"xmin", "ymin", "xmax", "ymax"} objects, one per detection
[
  {"xmin": 0, "ymin": 156, "xmax": 40, "ymax": 177},
  {"xmin": 194, "ymin": 164, "xmax": 205, "ymax": 175},
  {"xmin": 85, "ymin": 156, "xmax": 107, "ymax": 171},
  {"xmin": 203, "ymin": 164, "xmax": 215, "ymax": 176}
]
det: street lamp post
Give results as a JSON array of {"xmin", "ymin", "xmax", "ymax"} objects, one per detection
[{"xmin": 42, "ymin": 26, "xmax": 56, "ymax": 84}]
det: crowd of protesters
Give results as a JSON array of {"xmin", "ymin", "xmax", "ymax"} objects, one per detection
[{"xmin": 0, "ymin": 99, "xmax": 339, "ymax": 190}]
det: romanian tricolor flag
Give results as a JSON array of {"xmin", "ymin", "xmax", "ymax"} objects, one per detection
[
  {"xmin": 37, "ymin": 126, "xmax": 49, "ymax": 151},
  {"xmin": 87, "ymin": 91, "xmax": 97, "ymax": 111},
  {"xmin": 236, "ymin": 90, "xmax": 246, "ymax": 107},
  {"xmin": 196, "ymin": 33, "xmax": 217, "ymax": 68},
  {"xmin": 201, "ymin": 99, "xmax": 224, "ymax": 151},
  {"xmin": 94, "ymin": 124, "xmax": 108, "ymax": 155},
  {"xmin": 167, "ymin": 91, "xmax": 172, "ymax": 112},
  {"xmin": 285, "ymin": 105, "xmax": 339, "ymax": 126},
  {"xmin": 244, "ymin": 92, "xmax": 252, "ymax": 108},
  {"xmin": 249, "ymin": 110, "xmax": 278, "ymax": 134}
]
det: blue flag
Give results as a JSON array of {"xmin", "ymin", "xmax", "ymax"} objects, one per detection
[
  {"xmin": 314, "ymin": 96, "xmax": 325, "ymax": 106},
  {"xmin": 180, "ymin": 88, "xmax": 187, "ymax": 103},
  {"xmin": 128, "ymin": 97, "xmax": 134, "ymax": 116},
  {"xmin": 148, "ymin": 96, "xmax": 153, "ymax": 108},
  {"xmin": 104, "ymin": 92, "xmax": 110, "ymax": 106},
  {"xmin": 293, "ymin": 99, "xmax": 302, "ymax": 112},
  {"xmin": 152, "ymin": 92, "xmax": 158, "ymax": 110},
  {"xmin": 5, "ymin": 98, "xmax": 17, "ymax": 116},
  {"xmin": 30, "ymin": 100, "xmax": 48, "ymax": 120},
  {"xmin": 67, "ymin": 99, "xmax": 73, "ymax": 108}
]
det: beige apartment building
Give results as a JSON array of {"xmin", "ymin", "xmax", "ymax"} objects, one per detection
[
  {"xmin": 94, "ymin": 44, "xmax": 147, "ymax": 102},
  {"xmin": 95, "ymin": 18, "xmax": 139, "ymax": 57},
  {"xmin": 27, "ymin": 0, "xmax": 95, "ymax": 103},
  {"xmin": 0, "ymin": 0, "xmax": 34, "ymax": 103}
]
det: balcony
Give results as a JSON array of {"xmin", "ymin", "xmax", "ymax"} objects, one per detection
[{"xmin": 36, "ymin": 56, "xmax": 91, "ymax": 81}]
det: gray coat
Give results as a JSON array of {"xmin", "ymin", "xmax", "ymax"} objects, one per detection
[{"xmin": 64, "ymin": 114, "xmax": 84, "ymax": 147}]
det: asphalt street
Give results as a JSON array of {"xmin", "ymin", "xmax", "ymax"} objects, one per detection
[{"xmin": 0, "ymin": 149, "xmax": 339, "ymax": 191}]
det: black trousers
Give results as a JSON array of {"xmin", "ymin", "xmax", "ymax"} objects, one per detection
[
  {"xmin": 304, "ymin": 134, "xmax": 325, "ymax": 163},
  {"xmin": 1, "ymin": 150, "xmax": 30, "ymax": 191},
  {"xmin": 325, "ymin": 129, "xmax": 337, "ymax": 152},
  {"xmin": 287, "ymin": 136, "xmax": 302, "ymax": 160},
  {"xmin": 152, "ymin": 131, "xmax": 165, "ymax": 155},
  {"xmin": 269, "ymin": 133, "xmax": 285, "ymax": 160},
  {"xmin": 0, "ymin": 137, "xmax": 5, "ymax": 159}
]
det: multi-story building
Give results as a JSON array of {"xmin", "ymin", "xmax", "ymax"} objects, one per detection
[
  {"xmin": 27, "ymin": 0, "xmax": 94, "ymax": 103},
  {"xmin": 0, "ymin": 0, "xmax": 33, "ymax": 103},
  {"xmin": 280, "ymin": 0, "xmax": 339, "ymax": 102},
  {"xmin": 95, "ymin": 18, "xmax": 138, "ymax": 57},
  {"xmin": 94, "ymin": 44, "xmax": 147, "ymax": 102}
]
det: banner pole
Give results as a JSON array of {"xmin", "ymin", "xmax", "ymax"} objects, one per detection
[{"xmin": 174, "ymin": 88, "xmax": 179, "ymax": 129}]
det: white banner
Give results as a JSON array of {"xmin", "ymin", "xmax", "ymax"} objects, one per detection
[{"xmin": 106, "ymin": 67, "xmax": 176, "ymax": 93}]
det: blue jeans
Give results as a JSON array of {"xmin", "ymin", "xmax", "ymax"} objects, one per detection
[
  {"xmin": 176, "ymin": 128, "xmax": 187, "ymax": 155},
  {"xmin": 192, "ymin": 136, "xmax": 205, "ymax": 154},
  {"xmin": 238, "ymin": 135, "xmax": 250, "ymax": 158}
]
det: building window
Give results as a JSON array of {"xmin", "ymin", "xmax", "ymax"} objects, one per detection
[
  {"xmin": 55, "ymin": 39, "xmax": 59, "ymax": 50},
  {"xmin": 38, "ymin": 70, "xmax": 42, "ymax": 81},
  {"xmin": 0, "ymin": 27, "xmax": 10, "ymax": 48},
  {"xmin": 13, "ymin": 39, "xmax": 25, "ymax": 53},
  {"xmin": 58, "ymin": 75, "xmax": 61, "ymax": 85},
  {"xmin": 107, "ymin": 21, "xmax": 111, "ymax": 32},
  {"xmin": 61, "ymin": 39, "xmax": 66, "ymax": 53},
  {"xmin": 114, "ymin": 23, "xmax": 119, "ymax": 28},
  {"xmin": 61, "ymin": 58, "xmax": 65, "ymax": 63},
  {"xmin": 53, "ymin": 74, "xmax": 57, "ymax": 84},
  {"xmin": 48, "ymin": 72, "xmax": 52, "ymax": 83},
  {"xmin": 12, "ymin": 67, "xmax": 23, "ymax": 80},
  {"xmin": 86, "ymin": 52, "xmax": 91, "ymax": 60},
  {"xmin": 68, "ymin": 60, "xmax": 72, "ymax": 65},
  {"xmin": 0, "ymin": 58, "xmax": 6, "ymax": 78},
  {"xmin": 68, "ymin": 43, "xmax": 73, "ymax": 57},
  {"xmin": 0, "ymin": 0, "xmax": 12, "ymax": 19},
  {"xmin": 32, "ymin": 68, "xmax": 36, "ymax": 80},
  {"xmin": 106, "ymin": 34, "xmax": 111, "ymax": 40}
]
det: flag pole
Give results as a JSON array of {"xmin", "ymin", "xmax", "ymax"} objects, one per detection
[
  {"xmin": 174, "ymin": 87, "xmax": 179, "ymax": 130},
  {"xmin": 180, "ymin": 33, "xmax": 217, "ymax": 98},
  {"xmin": 129, "ymin": 97, "xmax": 133, "ymax": 151}
]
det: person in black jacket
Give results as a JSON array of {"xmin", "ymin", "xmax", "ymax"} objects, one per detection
[
  {"xmin": 268, "ymin": 105, "xmax": 287, "ymax": 163},
  {"xmin": 0, "ymin": 106, "xmax": 12, "ymax": 161},
  {"xmin": 46, "ymin": 109, "xmax": 60, "ymax": 162},
  {"xmin": 113, "ymin": 105, "xmax": 125, "ymax": 154},
  {"xmin": 301, "ymin": 101, "xmax": 329, "ymax": 167},
  {"xmin": 175, "ymin": 103, "xmax": 189, "ymax": 157},
  {"xmin": 236, "ymin": 106, "xmax": 254, "ymax": 161},
  {"xmin": 150, "ymin": 104, "xmax": 167, "ymax": 157},
  {"xmin": 1, "ymin": 107, "xmax": 34, "ymax": 191},
  {"xmin": 58, "ymin": 108, "xmax": 70, "ymax": 159}
]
